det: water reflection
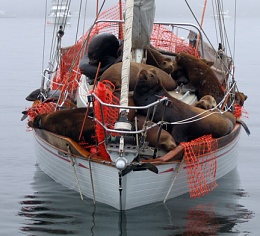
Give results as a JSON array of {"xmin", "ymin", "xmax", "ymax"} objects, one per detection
[{"xmin": 19, "ymin": 166, "xmax": 253, "ymax": 235}]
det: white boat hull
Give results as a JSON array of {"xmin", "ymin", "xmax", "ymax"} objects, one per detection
[{"xmin": 34, "ymin": 125, "xmax": 241, "ymax": 210}]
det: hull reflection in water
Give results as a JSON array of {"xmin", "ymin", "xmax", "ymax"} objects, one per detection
[{"xmin": 18, "ymin": 166, "xmax": 253, "ymax": 235}]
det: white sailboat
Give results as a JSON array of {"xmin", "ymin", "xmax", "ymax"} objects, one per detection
[{"xmin": 23, "ymin": 0, "xmax": 249, "ymax": 210}]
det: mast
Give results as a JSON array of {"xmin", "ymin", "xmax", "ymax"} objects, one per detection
[
  {"xmin": 111, "ymin": 0, "xmax": 156, "ymax": 171},
  {"xmin": 119, "ymin": 0, "xmax": 155, "ymax": 119},
  {"xmin": 119, "ymin": 0, "xmax": 134, "ymax": 117}
]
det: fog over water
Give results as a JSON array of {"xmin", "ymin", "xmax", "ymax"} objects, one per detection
[
  {"xmin": 0, "ymin": 0, "xmax": 258, "ymax": 18},
  {"xmin": 0, "ymin": 0, "xmax": 259, "ymax": 235}
]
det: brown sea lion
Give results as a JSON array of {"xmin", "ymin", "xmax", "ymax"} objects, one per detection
[
  {"xmin": 171, "ymin": 56, "xmax": 214, "ymax": 86},
  {"xmin": 194, "ymin": 95, "xmax": 217, "ymax": 110},
  {"xmin": 133, "ymin": 69, "xmax": 234, "ymax": 144},
  {"xmin": 100, "ymin": 62, "xmax": 177, "ymax": 92},
  {"xmin": 194, "ymin": 95, "xmax": 250, "ymax": 136},
  {"xmin": 28, "ymin": 108, "xmax": 95, "ymax": 143},
  {"xmin": 146, "ymin": 45, "xmax": 174, "ymax": 74},
  {"xmin": 136, "ymin": 114, "xmax": 177, "ymax": 151},
  {"xmin": 235, "ymin": 91, "xmax": 248, "ymax": 106},
  {"xmin": 172, "ymin": 52, "xmax": 225, "ymax": 104}
]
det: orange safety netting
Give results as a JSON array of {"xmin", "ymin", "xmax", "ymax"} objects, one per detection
[
  {"xmin": 181, "ymin": 135, "xmax": 218, "ymax": 198},
  {"xmin": 234, "ymin": 104, "xmax": 249, "ymax": 119},
  {"xmin": 51, "ymin": 3, "xmax": 126, "ymax": 94},
  {"xmin": 93, "ymin": 80, "xmax": 120, "ymax": 161},
  {"xmin": 151, "ymin": 24, "xmax": 200, "ymax": 57},
  {"xmin": 51, "ymin": 3, "xmax": 200, "ymax": 95},
  {"xmin": 26, "ymin": 101, "xmax": 57, "ymax": 120}
]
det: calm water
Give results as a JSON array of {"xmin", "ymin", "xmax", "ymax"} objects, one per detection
[{"xmin": 0, "ymin": 15, "xmax": 259, "ymax": 235}]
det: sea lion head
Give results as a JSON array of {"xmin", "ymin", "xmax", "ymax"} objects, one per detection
[
  {"xmin": 235, "ymin": 91, "xmax": 248, "ymax": 106},
  {"xmin": 171, "ymin": 60, "xmax": 189, "ymax": 85},
  {"xmin": 136, "ymin": 68, "xmax": 160, "ymax": 93},
  {"xmin": 27, "ymin": 114, "xmax": 43, "ymax": 129},
  {"xmin": 159, "ymin": 58, "xmax": 174, "ymax": 74},
  {"xmin": 175, "ymin": 52, "xmax": 187, "ymax": 64},
  {"xmin": 194, "ymin": 95, "xmax": 217, "ymax": 110},
  {"xmin": 88, "ymin": 33, "xmax": 119, "ymax": 64}
]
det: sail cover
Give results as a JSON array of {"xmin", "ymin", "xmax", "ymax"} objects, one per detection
[{"xmin": 132, "ymin": 0, "xmax": 155, "ymax": 49}]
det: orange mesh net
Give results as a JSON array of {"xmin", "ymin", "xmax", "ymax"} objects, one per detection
[
  {"xmin": 93, "ymin": 80, "xmax": 120, "ymax": 161},
  {"xmin": 151, "ymin": 24, "xmax": 200, "ymax": 57},
  {"xmin": 181, "ymin": 135, "xmax": 218, "ymax": 198},
  {"xmin": 51, "ymin": 3, "xmax": 200, "ymax": 94},
  {"xmin": 26, "ymin": 101, "xmax": 57, "ymax": 120},
  {"xmin": 234, "ymin": 104, "xmax": 249, "ymax": 119},
  {"xmin": 51, "ymin": 3, "xmax": 126, "ymax": 94}
]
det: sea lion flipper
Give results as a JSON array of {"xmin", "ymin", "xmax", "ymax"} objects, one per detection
[{"xmin": 237, "ymin": 119, "xmax": 250, "ymax": 136}]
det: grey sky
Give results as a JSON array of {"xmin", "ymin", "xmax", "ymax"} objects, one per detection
[{"xmin": 0, "ymin": 0, "xmax": 257, "ymax": 18}]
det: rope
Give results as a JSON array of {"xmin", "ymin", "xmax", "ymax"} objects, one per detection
[
  {"xmin": 88, "ymin": 154, "xmax": 96, "ymax": 205},
  {"xmin": 119, "ymin": 0, "xmax": 134, "ymax": 112},
  {"xmin": 163, "ymin": 157, "xmax": 185, "ymax": 203},
  {"xmin": 67, "ymin": 144, "xmax": 84, "ymax": 200}
]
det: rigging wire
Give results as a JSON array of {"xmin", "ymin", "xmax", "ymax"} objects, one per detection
[
  {"xmin": 185, "ymin": 0, "xmax": 236, "ymax": 60},
  {"xmin": 65, "ymin": 0, "xmax": 107, "ymax": 72},
  {"xmin": 42, "ymin": 0, "xmax": 48, "ymax": 73},
  {"xmin": 49, "ymin": 0, "xmax": 108, "ymax": 101},
  {"xmin": 82, "ymin": 0, "xmax": 89, "ymax": 36},
  {"xmin": 233, "ymin": 0, "xmax": 237, "ymax": 63},
  {"xmin": 184, "ymin": 0, "xmax": 217, "ymax": 56},
  {"xmin": 75, "ymin": 0, "xmax": 84, "ymax": 44},
  {"xmin": 46, "ymin": 0, "xmax": 72, "ymax": 71},
  {"xmin": 42, "ymin": 0, "xmax": 107, "ymax": 95},
  {"xmin": 184, "ymin": 0, "xmax": 236, "ymax": 88}
]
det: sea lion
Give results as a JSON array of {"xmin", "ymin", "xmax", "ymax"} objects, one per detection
[
  {"xmin": 235, "ymin": 91, "xmax": 248, "ymax": 106},
  {"xmin": 194, "ymin": 95, "xmax": 217, "ymax": 110},
  {"xmin": 136, "ymin": 114, "xmax": 177, "ymax": 151},
  {"xmin": 79, "ymin": 33, "xmax": 120, "ymax": 81},
  {"xmin": 171, "ymin": 56, "xmax": 214, "ymax": 86},
  {"xmin": 100, "ymin": 62, "xmax": 177, "ymax": 91},
  {"xmin": 146, "ymin": 45, "xmax": 174, "ymax": 74},
  {"xmin": 87, "ymin": 33, "xmax": 119, "ymax": 65},
  {"xmin": 25, "ymin": 88, "xmax": 76, "ymax": 107},
  {"xmin": 172, "ymin": 53, "xmax": 225, "ymax": 104},
  {"xmin": 25, "ymin": 88, "xmax": 42, "ymax": 101},
  {"xmin": 28, "ymin": 108, "xmax": 95, "ymax": 143},
  {"xmin": 194, "ymin": 95, "xmax": 250, "ymax": 136},
  {"xmin": 25, "ymin": 88, "xmax": 61, "ymax": 101},
  {"xmin": 116, "ymin": 44, "xmax": 174, "ymax": 74},
  {"xmin": 133, "ymin": 69, "xmax": 234, "ymax": 144}
]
